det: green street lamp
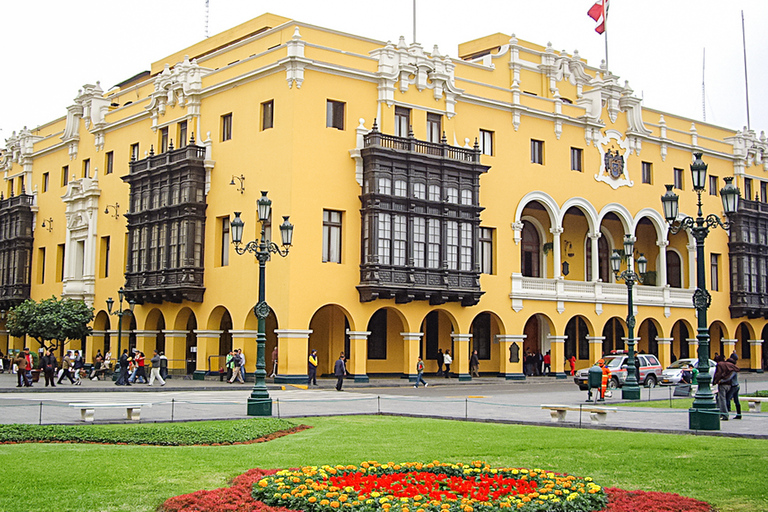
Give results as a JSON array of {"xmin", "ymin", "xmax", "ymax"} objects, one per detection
[
  {"xmin": 231, "ymin": 191, "xmax": 294, "ymax": 416},
  {"xmin": 106, "ymin": 287, "xmax": 135, "ymax": 381},
  {"xmin": 661, "ymin": 152, "xmax": 740, "ymax": 431},
  {"xmin": 610, "ymin": 235, "xmax": 647, "ymax": 400}
]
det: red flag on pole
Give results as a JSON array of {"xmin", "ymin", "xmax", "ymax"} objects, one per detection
[{"xmin": 588, "ymin": 0, "xmax": 608, "ymax": 34}]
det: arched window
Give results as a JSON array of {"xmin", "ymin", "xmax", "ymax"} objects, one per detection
[
  {"xmin": 521, "ymin": 223, "xmax": 540, "ymax": 277},
  {"xmin": 667, "ymin": 250, "xmax": 682, "ymax": 288}
]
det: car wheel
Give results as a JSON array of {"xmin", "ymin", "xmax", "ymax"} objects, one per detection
[
  {"xmin": 608, "ymin": 377, "xmax": 619, "ymax": 389},
  {"xmin": 644, "ymin": 375, "xmax": 657, "ymax": 388},
  {"xmin": 577, "ymin": 386, "xmax": 588, "ymax": 391}
]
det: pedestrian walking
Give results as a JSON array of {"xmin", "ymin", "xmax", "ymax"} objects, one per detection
[
  {"xmin": 15, "ymin": 352, "xmax": 30, "ymax": 387},
  {"xmin": 72, "ymin": 350, "xmax": 83, "ymax": 385},
  {"xmin": 229, "ymin": 349, "xmax": 244, "ymax": 383},
  {"xmin": 436, "ymin": 348, "xmax": 444, "ymax": 376},
  {"xmin": 22, "ymin": 347, "xmax": 34, "ymax": 386},
  {"xmin": 543, "ymin": 350, "xmax": 551, "ymax": 376},
  {"xmin": 58, "ymin": 351, "xmax": 76, "ymax": 384},
  {"xmin": 135, "ymin": 352, "xmax": 148, "ymax": 383},
  {"xmin": 443, "ymin": 349, "xmax": 453, "ymax": 378},
  {"xmin": 148, "ymin": 350, "xmax": 166, "ymax": 386},
  {"xmin": 116, "ymin": 349, "xmax": 131, "ymax": 386},
  {"xmin": 270, "ymin": 346, "xmax": 278, "ymax": 378},
  {"xmin": 470, "ymin": 349, "xmax": 480, "ymax": 377},
  {"xmin": 308, "ymin": 349, "xmax": 318, "ymax": 386},
  {"xmin": 225, "ymin": 350, "xmax": 234, "ymax": 381},
  {"xmin": 569, "ymin": 355, "xmax": 576, "ymax": 376},
  {"xmin": 414, "ymin": 357, "xmax": 428, "ymax": 388},
  {"xmin": 159, "ymin": 352, "xmax": 168, "ymax": 379},
  {"xmin": 334, "ymin": 352, "xmax": 347, "ymax": 391},
  {"xmin": 239, "ymin": 350, "xmax": 247, "ymax": 382}
]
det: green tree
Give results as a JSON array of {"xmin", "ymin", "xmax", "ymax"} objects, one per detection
[{"xmin": 7, "ymin": 296, "xmax": 94, "ymax": 351}]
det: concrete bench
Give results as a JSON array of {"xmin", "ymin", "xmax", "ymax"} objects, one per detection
[
  {"xmin": 541, "ymin": 404, "xmax": 617, "ymax": 425},
  {"xmin": 69, "ymin": 403, "xmax": 150, "ymax": 422},
  {"xmin": 745, "ymin": 397, "xmax": 768, "ymax": 413}
]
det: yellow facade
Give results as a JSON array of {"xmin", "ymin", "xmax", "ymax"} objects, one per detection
[{"xmin": 1, "ymin": 13, "xmax": 766, "ymax": 382}]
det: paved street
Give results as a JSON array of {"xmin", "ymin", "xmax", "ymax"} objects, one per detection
[{"xmin": 2, "ymin": 372, "xmax": 767, "ymax": 437}]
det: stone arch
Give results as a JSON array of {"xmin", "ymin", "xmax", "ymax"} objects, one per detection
[
  {"xmin": 597, "ymin": 203, "xmax": 633, "ymax": 235},
  {"xmin": 560, "ymin": 202, "xmax": 597, "ymax": 280},
  {"xmin": 564, "ymin": 315, "xmax": 594, "ymax": 362},
  {"xmin": 671, "ymin": 319, "xmax": 695, "ymax": 360},
  {"xmin": 144, "ymin": 308, "xmax": 167, "ymax": 355},
  {"xmin": 308, "ymin": 304, "xmax": 354, "ymax": 376},
  {"xmin": 469, "ymin": 311, "xmax": 505, "ymax": 373},
  {"xmin": 637, "ymin": 317, "xmax": 663, "ymax": 356},
  {"xmin": 601, "ymin": 316, "xmax": 627, "ymax": 354},
  {"xmin": 514, "ymin": 191, "xmax": 559, "ymax": 227},
  {"xmin": 365, "ymin": 306, "xmax": 408, "ymax": 375},
  {"xmin": 419, "ymin": 309, "xmax": 458, "ymax": 371},
  {"xmin": 521, "ymin": 214, "xmax": 548, "ymax": 278},
  {"xmin": 709, "ymin": 321, "xmax": 730, "ymax": 360},
  {"xmin": 523, "ymin": 313, "xmax": 554, "ymax": 359},
  {"xmin": 559, "ymin": 197, "xmax": 598, "ymax": 234},
  {"xmin": 171, "ymin": 307, "xmax": 198, "ymax": 375},
  {"xmin": 735, "ymin": 321, "xmax": 755, "ymax": 364}
]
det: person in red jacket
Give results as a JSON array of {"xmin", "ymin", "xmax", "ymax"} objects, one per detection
[
  {"xmin": 598, "ymin": 359, "xmax": 611, "ymax": 401},
  {"xmin": 569, "ymin": 355, "xmax": 577, "ymax": 376}
]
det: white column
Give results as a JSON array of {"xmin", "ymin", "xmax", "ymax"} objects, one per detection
[
  {"xmin": 686, "ymin": 242, "xmax": 696, "ymax": 289},
  {"xmin": 656, "ymin": 239, "xmax": 669, "ymax": 286},
  {"xmin": 551, "ymin": 226, "xmax": 563, "ymax": 279},
  {"xmin": 589, "ymin": 232, "xmax": 601, "ymax": 281}
]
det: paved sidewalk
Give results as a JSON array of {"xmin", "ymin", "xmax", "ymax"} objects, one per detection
[{"xmin": 1, "ymin": 371, "xmax": 766, "ymax": 438}]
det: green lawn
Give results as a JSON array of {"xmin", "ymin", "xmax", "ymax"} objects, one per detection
[{"xmin": 0, "ymin": 416, "xmax": 766, "ymax": 512}]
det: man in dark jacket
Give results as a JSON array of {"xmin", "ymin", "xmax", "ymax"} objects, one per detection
[
  {"xmin": 116, "ymin": 349, "xmax": 131, "ymax": 386},
  {"xmin": 436, "ymin": 348, "xmax": 444, "ymax": 376},
  {"xmin": 334, "ymin": 352, "xmax": 346, "ymax": 391},
  {"xmin": 41, "ymin": 348, "xmax": 57, "ymax": 387},
  {"xmin": 713, "ymin": 355, "xmax": 737, "ymax": 421}
]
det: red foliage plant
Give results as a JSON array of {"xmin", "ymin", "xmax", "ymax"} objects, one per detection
[
  {"xmin": 601, "ymin": 487, "xmax": 715, "ymax": 512},
  {"xmin": 161, "ymin": 471, "xmax": 715, "ymax": 512}
]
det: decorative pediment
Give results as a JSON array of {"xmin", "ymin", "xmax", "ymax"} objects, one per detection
[
  {"xmin": 146, "ymin": 55, "xmax": 212, "ymax": 131},
  {"xmin": 1, "ymin": 127, "xmax": 42, "ymax": 172},
  {"xmin": 371, "ymin": 36, "xmax": 464, "ymax": 117}
]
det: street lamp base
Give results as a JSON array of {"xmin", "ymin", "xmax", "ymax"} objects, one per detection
[
  {"xmin": 247, "ymin": 397, "xmax": 273, "ymax": 417},
  {"xmin": 689, "ymin": 408, "xmax": 720, "ymax": 431},
  {"xmin": 621, "ymin": 386, "xmax": 641, "ymax": 400}
]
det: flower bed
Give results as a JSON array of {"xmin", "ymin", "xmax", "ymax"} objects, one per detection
[
  {"xmin": 162, "ymin": 465, "xmax": 714, "ymax": 512},
  {"xmin": 253, "ymin": 461, "xmax": 606, "ymax": 512}
]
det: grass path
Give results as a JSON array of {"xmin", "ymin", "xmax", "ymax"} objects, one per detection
[{"xmin": 0, "ymin": 416, "xmax": 766, "ymax": 512}]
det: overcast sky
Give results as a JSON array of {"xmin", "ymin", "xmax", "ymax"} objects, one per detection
[{"xmin": 1, "ymin": 0, "xmax": 766, "ymax": 141}]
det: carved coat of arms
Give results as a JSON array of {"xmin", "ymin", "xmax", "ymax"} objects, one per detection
[{"xmin": 595, "ymin": 129, "xmax": 632, "ymax": 189}]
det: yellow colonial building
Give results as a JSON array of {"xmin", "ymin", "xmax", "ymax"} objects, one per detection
[{"xmin": 1, "ymin": 13, "xmax": 766, "ymax": 382}]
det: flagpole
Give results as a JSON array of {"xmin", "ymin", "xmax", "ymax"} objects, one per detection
[
  {"xmin": 741, "ymin": 10, "xmax": 750, "ymax": 131},
  {"xmin": 603, "ymin": 1, "xmax": 609, "ymax": 73},
  {"xmin": 413, "ymin": 0, "xmax": 417, "ymax": 43}
]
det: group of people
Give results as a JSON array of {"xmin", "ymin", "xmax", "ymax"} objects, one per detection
[
  {"xmin": 713, "ymin": 352, "xmax": 742, "ymax": 421},
  {"xmin": 306, "ymin": 349, "xmax": 349, "ymax": 391},
  {"xmin": 115, "ymin": 348, "xmax": 167, "ymax": 386},
  {"xmin": 524, "ymin": 350, "xmax": 553, "ymax": 376},
  {"xmin": 225, "ymin": 349, "xmax": 247, "ymax": 383},
  {"xmin": 11, "ymin": 346, "xmax": 89, "ymax": 387}
]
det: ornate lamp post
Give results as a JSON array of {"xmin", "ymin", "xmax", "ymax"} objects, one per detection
[
  {"xmin": 106, "ymin": 287, "xmax": 135, "ymax": 379},
  {"xmin": 231, "ymin": 191, "xmax": 294, "ymax": 416},
  {"xmin": 610, "ymin": 235, "xmax": 647, "ymax": 400},
  {"xmin": 661, "ymin": 152, "xmax": 740, "ymax": 431}
]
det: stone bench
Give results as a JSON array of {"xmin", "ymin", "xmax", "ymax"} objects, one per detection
[
  {"xmin": 69, "ymin": 403, "xmax": 150, "ymax": 422},
  {"xmin": 541, "ymin": 404, "xmax": 617, "ymax": 425},
  {"xmin": 745, "ymin": 397, "xmax": 768, "ymax": 413}
]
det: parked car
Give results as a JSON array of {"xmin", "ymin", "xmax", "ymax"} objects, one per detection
[
  {"xmin": 574, "ymin": 353, "xmax": 663, "ymax": 390},
  {"xmin": 660, "ymin": 358, "xmax": 716, "ymax": 385}
]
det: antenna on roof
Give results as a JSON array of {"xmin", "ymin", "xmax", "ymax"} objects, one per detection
[
  {"xmin": 205, "ymin": 0, "xmax": 210, "ymax": 38},
  {"xmin": 702, "ymin": 48, "xmax": 706, "ymax": 122},
  {"xmin": 741, "ymin": 10, "xmax": 751, "ymax": 131}
]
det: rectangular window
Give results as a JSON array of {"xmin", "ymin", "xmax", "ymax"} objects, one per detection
[
  {"xmin": 219, "ymin": 217, "xmax": 230, "ymax": 267},
  {"xmin": 178, "ymin": 121, "xmax": 188, "ymax": 147},
  {"xmin": 378, "ymin": 177, "xmax": 391, "ymax": 195},
  {"xmin": 711, "ymin": 253, "xmax": 719, "ymax": 292},
  {"xmin": 461, "ymin": 189, "xmax": 473, "ymax": 205},
  {"xmin": 160, "ymin": 127, "xmax": 169, "ymax": 153},
  {"xmin": 413, "ymin": 182, "xmax": 425, "ymax": 200},
  {"xmin": 709, "ymin": 175, "xmax": 719, "ymax": 196},
  {"xmin": 61, "ymin": 165, "xmax": 69, "ymax": 187},
  {"xmin": 479, "ymin": 227, "xmax": 494, "ymax": 274},
  {"xmin": 480, "ymin": 129, "xmax": 494, "ymax": 156},
  {"xmin": 322, "ymin": 210, "xmax": 342, "ymax": 263},
  {"xmin": 427, "ymin": 113, "xmax": 442, "ymax": 143},
  {"xmin": 394, "ymin": 179, "xmax": 407, "ymax": 197},
  {"xmin": 221, "ymin": 113, "xmax": 233, "ymax": 141},
  {"xmin": 446, "ymin": 187, "xmax": 458, "ymax": 204},
  {"xmin": 641, "ymin": 162, "xmax": 652, "ymax": 184},
  {"xmin": 460, "ymin": 223, "xmax": 472, "ymax": 271},
  {"xmin": 428, "ymin": 184, "xmax": 441, "ymax": 202},
  {"xmin": 37, "ymin": 247, "xmax": 45, "ymax": 284},
  {"xmin": 377, "ymin": 213, "xmax": 391, "ymax": 265},
  {"xmin": 261, "ymin": 100, "xmax": 274, "ymax": 130},
  {"xmin": 744, "ymin": 178, "xmax": 752, "ymax": 201},
  {"xmin": 531, "ymin": 139, "xmax": 544, "ymax": 164},
  {"xmin": 761, "ymin": 181, "xmax": 767, "ymax": 203},
  {"xmin": 130, "ymin": 143, "xmax": 139, "ymax": 161},
  {"xmin": 673, "ymin": 168, "xmax": 683, "ymax": 189},
  {"xmin": 446, "ymin": 221, "xmax": 458, "ymax": 270},
  {"xmin": 326, "ymin": 100, "xmax": 345, "ymax": 130},
  {"xmin": 413, "ymin": 217, "xmax": 426, "ymax": 267},
  {"xmin": 82, "ymin": 159, "xmax": 91, "ymax": 178},
  {"xmin": 570, "ymin": 147, "xmax": 583, "ymax": 172},
  {"xmin": 395, "ymin": 107, "xmax": 410, "ymax": 137},
  {"xmin": 393, "ymin": 215, "xmax": 407, "ymax": 266},
  {"xmin": 427, "ymin": 219, "xmax": 441, "ymax": 268},
  {"xmin": 42, "ymin": 172, "xmax": 49, "ymax": 192},
  {"xmin": 56, "ymin": 243, "xmax": 65, "ymax": 282},
  {"xmin": 100, "ymin": 236, "xmax": 110, "ymax": 278},
  {"xmin": 105, "ymin": 151, "xmax": 114, "ymax": 175}
]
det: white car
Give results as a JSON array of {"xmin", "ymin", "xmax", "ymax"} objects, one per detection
[{"xmin": 661, "ymin": 358, "xmax": 716, "ymax": 385}]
